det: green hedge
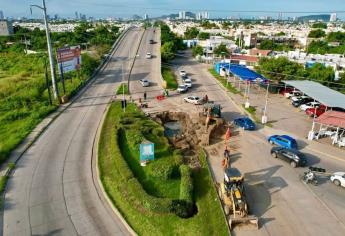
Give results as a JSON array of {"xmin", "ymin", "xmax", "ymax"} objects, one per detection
[{"xmin": 179, "ymin": 165, "xmax": 193, "ymax": 203}]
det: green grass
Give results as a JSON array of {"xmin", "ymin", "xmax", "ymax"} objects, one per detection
[
  {"xmin": 116, "ymin": 83, "xmax": 129, "ymax": 95},
  {"xmin": 162, "ymin": 67, "xmax": 178, "ymax": 90},
  {"xmin": 0, "ymin": 52, "xmax": 100, "ymax": 164},
  {"xmin": 209, "ymin": 68, "xmax": 240, "ymax": 95},
  {"xmin": 98, "ymin": 102, "xmax": 228, "ymax": 236}
]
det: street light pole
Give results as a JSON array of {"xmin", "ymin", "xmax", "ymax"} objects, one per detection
[
  {"xmin": 31, "ymin": 0, "xmax": 58, "ymax": 99},
  {"xmin": 262, "ymin": 83, "xmax": 269, "ymax": 124}
]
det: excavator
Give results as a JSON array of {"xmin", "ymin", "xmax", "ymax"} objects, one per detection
[{"xmin": 218, "ymin": 167, "xmax": 259, "ymax": 230}]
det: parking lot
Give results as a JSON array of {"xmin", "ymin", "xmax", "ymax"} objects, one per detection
[{"xmin": 140, "ymin": 51, "xmax": 345, "ymax": 235}]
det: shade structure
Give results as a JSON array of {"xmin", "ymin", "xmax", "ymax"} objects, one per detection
[{"xmin": 283, "ymin": 80, "xmax": 345, "ymax": 109}]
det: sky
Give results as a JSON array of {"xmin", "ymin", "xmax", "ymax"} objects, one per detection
[{"xmin": 1, "ymin": 0, "xmax": 345, "ymax": 19}]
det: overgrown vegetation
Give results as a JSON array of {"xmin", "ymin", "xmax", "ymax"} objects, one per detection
[
  {"xmin": 308, "ymin": 29, "xmax": 326, "ymax": 38},
  {"xmin": 259, "ymin": 39, "xmax": 294, "ymax": 52},
  {"xmin": 159, "ymin": 22, "xmax": 185, "ymax": 62},
  {"xmin": 192, "ymin": 45, "xmax": 204, "ymax": 57},
  {"xmin": 0, "ymin": 23, "xmax": 120, "ymax": 164},
  {"xmin": 255, "ymin": 57, "xmax": 345, "ymax": 93},
  {"xmin": 162, "ymin": 67, "xmax": 178, "ymax": 89},
  {"xmin": 209, "ymin": 68, "xmax": 240, "ymax": 94},
  {"xmin": 98, "ymin": 102, "xmax": 228, "ymax": 235},
  {"xmin": 307, "ymin": 31, "xmax": 345, "ymax": 54}
]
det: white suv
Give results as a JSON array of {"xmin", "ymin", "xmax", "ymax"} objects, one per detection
[{"xmin": 330, "ymin": 172, "xmax": 345, "ymax": 187}]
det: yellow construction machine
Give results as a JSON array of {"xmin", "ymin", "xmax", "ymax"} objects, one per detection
[{"xmin": 218, "ymin": 168, "xmax": 259, "ymax": 230}]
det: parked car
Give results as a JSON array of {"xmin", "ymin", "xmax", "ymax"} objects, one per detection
[
  {"xmin": 280, "ymin": 88, "xmax": 294, "ymax": 95},
  {"xmin": 330, "ymin": 172, "xmax": 345, "ymax": 187},
  {"xmin": 291, "ymin": 95, "xmax": 309, "ymax": 102},
  {"xmin": 184, "ymin": 96, "xmax": 202, "ymax": 105},
  {"xmin": 182, "ymin": 77, "xmax": 192, "ymax": 83},
  {"xmin": 139, "ymin": 79, "xmax": 150, "ymax": 87},
  {"xmin": 305, "ymin": 107, "xmax": 326, "ymax": 117},
  {"xmin": 180, "ymin": 70, "xmax": 187, "ymax": 77},
  {"xmin": 284, "ymin": 91, "xmax": 301, "ymax": 98},
  {"xmin": 234, "ymin": 117, "xmax": 256, "ymax": 130},
  {"xmin": 300, "ymin": 102, "xmax": 321, "ymax": 111},
  {"xmin": 268, "ymin": 135, "xmax": 298, "ymax": 149},
  {"xmin": 270, "ymin": 147, "xmax": 307, "ymax": 168},
  {"xmin": 184, "ymin": 80, "xmax": 192, "ymax": 88},
  {"xmin": 177, "ymin": 84, "xmax": 188, "ymax": 93},
  {"xmin": 292, "ymin": 97, "xmax": 313, "ymax": 107},
  {"xmin": 146, "ymin": 53, "xmax": 152, "ymax": 59}
]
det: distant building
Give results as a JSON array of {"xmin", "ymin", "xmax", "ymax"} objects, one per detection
[
  {"xmin": 330, "ymin": 13, "xmax": 337, "ymax": 22},
  {"xmin": 0, "ymin": 10, "xmax": 4, "ymax": 20},
  {"xmin": 75, "ymin": 11, "xmax": 79, "ymax": 19},
  {"xmin": 249, "ymin": 48, "xmax": 274, "ymax": 57},
  {"xmin": 0, "ymin": 20, "xmax": 13, "ymax": 36},
  {"xmin": 144, "ymin": 14, "xmax": 149, "ymax": 20},
  {"xmin": 196, "ymin": 12, "xmax": 209, "ymax": 20},
  {"xmin": 244, "ymin": 33, "xmax": 257, "ymax": 48},
  {"xmin": 179, "ymin": 11, "xmax": 186, "ymax": 20}
]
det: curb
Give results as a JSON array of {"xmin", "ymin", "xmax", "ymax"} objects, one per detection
[
  {"xmin": 92, "ymin": 104, "xmax": 137, "ymax": 236},
  {"xmin": 202, "ymin": 149, "xmax": 231, "ymax": 235}
]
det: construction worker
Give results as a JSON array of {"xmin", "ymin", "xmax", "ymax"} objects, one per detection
[{"xmin": 144, "ymin": 91, "xmax": 147, "ymax": 101}]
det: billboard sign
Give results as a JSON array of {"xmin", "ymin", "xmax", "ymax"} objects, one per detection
[
  {"xmin": 57, "ymin": 45, "xmax": 81, "ymax": 73},
  {"xmin": 140, "ymin": 142, "xmax": 155, "ymax": 162}
]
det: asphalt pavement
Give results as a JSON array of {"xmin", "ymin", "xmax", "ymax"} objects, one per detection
[
  {"xmin": 145, "ymin": 51, "xmax": 345, "ymax": 236},
  {"xmin": 2, "ymin": 28, "xmax": 145, "ymax": 236}
]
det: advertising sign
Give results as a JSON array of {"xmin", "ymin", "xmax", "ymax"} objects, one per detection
[
  {"xmin": 140, "ymin": 142, "xmax": 155, "ymax": 162},
  {"xmin": 57, "ymin": 45, "xmax": 81, "ymax": 73}
]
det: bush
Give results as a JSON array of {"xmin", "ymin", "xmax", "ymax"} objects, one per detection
[
  {"xmin": 127, "ymin": 178, "xmax": 173, "ymax": 213},
  {"xmin": 179, "ymin": 165, "xmax": 193, "ymax": 203},
  {"xmin": 170, "ymin": 199, "xmax": 195, "ymax": 218},
  {"xmin": 149, "ymin": 161, "xmax": 175, "ymax": 180}
]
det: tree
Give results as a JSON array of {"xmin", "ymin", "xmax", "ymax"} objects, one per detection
[
  {"xmin": 308, "ymin": 29, "xmax": 326, "ymax": 38},
  {"xmin": 259, "ymin": 40, "xmax": 276, "ymax": 50},
  {"xmin": 255, "ymin": 57, "xmax": 305, "ymax": 82},
  {"xmin": 306, "ymin": 63, "xmax": 334, "ymax": 82},
  {"xmin": 161, "ymin": 42, "xmax": 175, "ymax": 62},
  {"xmin": 184, "ymin": 27, "xmax": 199, "ymax": 39},
  {"xmin": 213, "ymin": 44, "xmax": 229, "ymax": 57},
  {"xmin": 311, "ymin": 22, "xmax": 327, "ymax": 29},
  {"xmin": 198, "ymin": 32, "xmax": 210, "ymax": 40},
  {"xmin": 275, "ymin": 32, "xmax": 286, "ymax": 36},
  {"xmin": 192, "ymin": 45, "xmax": 204, "ymax": 57}
]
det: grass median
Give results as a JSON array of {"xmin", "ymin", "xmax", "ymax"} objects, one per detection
[
  {"xmin": 162, "ymin": 67, "xmax": 178, "ymax": 90},
  {"xmin": 116, "ymin": 83, "xmax": 129, "ymax": 95},
  {"xmin": 98, "ymin": 102, "xmax": 228, "ymax": 235},
  {"xmin": 209, "ymin": 68, "xmax": 240, "ymax": 95}
]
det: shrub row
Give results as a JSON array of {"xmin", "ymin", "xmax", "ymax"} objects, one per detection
[{"xmin": 114, "ymin": 127, "xmax": 173, "ymax": 214}]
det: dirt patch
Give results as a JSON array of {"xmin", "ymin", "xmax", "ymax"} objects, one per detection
[{"xmin": 150, "ymin": 111, "xmax": 226, "ymax": 169}]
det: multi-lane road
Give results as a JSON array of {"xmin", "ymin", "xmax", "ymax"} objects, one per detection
[{"xmin": 2, "ymin": 27, "xmax": 152, "ymax": 236}]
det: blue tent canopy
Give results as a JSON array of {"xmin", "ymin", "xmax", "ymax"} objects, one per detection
[{"xmin": 215, "ymin": 63, "xmax": 267, "ymax": 82}]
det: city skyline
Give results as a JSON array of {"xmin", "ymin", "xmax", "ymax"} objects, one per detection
[{"xmin": 1, "ymin": 0, "xmax": 345, "ymax": 19}]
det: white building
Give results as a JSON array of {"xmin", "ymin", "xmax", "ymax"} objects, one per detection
[
  {"xmin": 196, "ymin": 12, "xmax": 209, "ymax": 20},
  {"xmin": 179, "ymin": 11, "xmax": 186, "ymax": 20},
  {"xmin": 144, "ymin": 14, "xmax": 149, "ymax": 20},
  {"xmin": 0, "ymin": 20, "xmax": 13, "ymax": 36},
  {"xmin": 330, "ymin": 13, "xmax": 337, "ymax": 22}
]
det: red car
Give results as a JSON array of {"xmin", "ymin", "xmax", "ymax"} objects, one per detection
[
  {"xmin": 305, "ymin": 107, "xmax": 326, "ymax": 117},
  {"xmin": 279, "ymin": 88, "xmax": 294, "ymax": 96}
]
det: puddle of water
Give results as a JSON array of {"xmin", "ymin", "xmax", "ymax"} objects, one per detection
[{"xmin": 164, "ymin": 121, "xmax": 182, "ymax": 137}]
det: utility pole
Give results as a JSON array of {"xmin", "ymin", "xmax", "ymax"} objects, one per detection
[{"xmin": 30, "ymin": 0, "xmax": 59, "ymax": 99}]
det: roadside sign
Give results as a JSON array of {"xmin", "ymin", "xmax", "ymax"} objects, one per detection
[
  {"xmin": 140, "ymin": 141, "xmax": 154, "ymax": 162},
  {"xmin": 57, "ymin": 45, "xmax": 81, "ymax": 73}
]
